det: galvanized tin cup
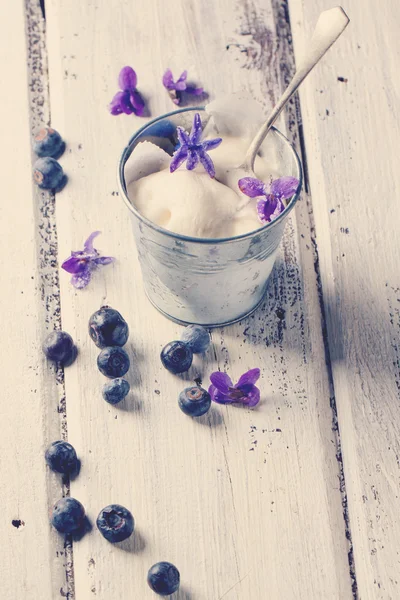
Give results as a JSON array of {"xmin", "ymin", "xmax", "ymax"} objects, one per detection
[{"xmin": 118, "ymin": 107, "xmax": 302, "ymax": 327}]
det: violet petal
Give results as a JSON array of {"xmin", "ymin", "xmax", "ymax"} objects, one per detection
[
  {"xmin": 118, "ymin": 66, "xmax": 137, "ymax": 91},
  {"xmin": 202, "ymin": 138, "xmax": 222, "ymax": 151},
  {"xmin": 94, "ymin": 256, "xmax": 114, "ymax": 266},
  {"xmin": 162, "ymin": 68, "xmax": 175, "ymax": 90},
  {"xmin": 198, "ymin": 148, "xmax": 215, "ymax": 178},
  {"xmin": 256, "ymin": 199, "xmax": 268, "ymax": 222},
  {"xmin": 186, "ymin": 148, "xmax": 199, "ymax": 171},
  {"xmin": 130, "ymin": 90, "xmax": 145, "ymax": 116},
  {"xmin": 271, "ymin": 198, "xmax": 285, "ymax": 220},
  {"xmin": 177, "ymin": 126, "xmax": 190, "ymax": 146},
  {"xmin": 170, "ymin": 146, "xmax": 189, "ymax": 172},
  {"xmin": 189, "ymin": 113, "xmax": 202, "ymax": 144},
  {"xmin": 209, "ymin": 371, "xmax": 233, "ymax": 394},
  {"xmin": 71, "ymin": 268, "xmax": 92, "ymax": 289},
  {"xmin": 110, "ymin": 105, "xmax": 123, "ymax": 116},
  {"xmin": 271, "ymin": 176, "xmax": 299, "ymax": 199},
  {"xmin": 61, "ymin": 256, "xmax": 88, "ymax": 275},
  {"xmin": 84, "ymin": 231, "xmax": 101, "ymax": 253},
  {"xmin": 169, "ymin": 113, "xmax": 221, "ymax": 178},
  {"xmin": 236, "ymin": 368, "xmax": 261, "ymax": 387},
  {"xmin": 208, "ymin": 384, "xmax": 234, "ymax": 405},
  {"xmin": 175, "ymin": 70, "xmax": 188, "ymax": 91},
  {"xmin": 257, "ymin": 197, "xmax": 284, "ymax": 223},
  {"xmin": 244, "ymin": 385, "xmax": 260, "ymax": 407},
  {"xmin": 119, "ymin": 91, "xmax": 134, "ymax": 115},
  {"xmin": 109, "ymin": 91, "xmax": 125, "ymax": 115},
  {"xmin": 238, "ymin": 177, "xmax": 267, "ymax": 198}
]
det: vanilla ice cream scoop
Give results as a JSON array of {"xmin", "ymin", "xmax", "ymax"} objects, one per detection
[
  {"xmin": 124, "ymin": 97, "xmax": 283, "ymax": 239},
  {"xmin": 128, "ymin": 168, "xmax": 261, "ymax": 238}
]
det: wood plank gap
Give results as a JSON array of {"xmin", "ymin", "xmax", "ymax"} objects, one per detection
[
  {"xmin": 25, "ymin": 1, "xmax": 75, "ymax": 597},
  {"xmin": 271, "ymin": 1, "xmax": 358, "ymax": 596}
]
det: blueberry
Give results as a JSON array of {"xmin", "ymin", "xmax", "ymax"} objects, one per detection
[
  {"xmin": 43, "ymin": 331, "xmax": 77, "ymax": 366},
  {"xmin": 89, "ymin": 306, "xmax": 129, "ymax": 348},
  {"xmin": 102, "ymin": 378, "xmax": 130, "ymax": 404},
  {"xmin": 178, "ymin": 385, "xmax": 211, "ymax": 417},
  {"xmin": 33, "ymin": 157, "xmax": 67, "ymax": 191},
  {"xmin": 181, "ymin": 325, "xmax": 211, "ymax": 354},
  {"xmin": 147, "ymin": 562, "xmax": 180, "ymax": 596},
  {"xmin": 97, "ymin": 346, "xmax": 130, "ymax": 378},
  {"xmin": 96, "ymin": 504, "xmax": 134, "ymax": 543},
  {"xmin": 160, "ymin": 341, "xmax": 193, "ymax": 374},
  {"xmin": 33, "ymin": 127, "xmax": 65, "ymax": 159},
  {"xmin": 51, "ymin": 497, "xmax": 85, "ymax": 534},
  {"xmin": 45, "ymin": 441, "xmax": 78, "ymax": 474}
]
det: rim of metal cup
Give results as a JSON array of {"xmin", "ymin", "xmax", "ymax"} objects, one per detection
[{"xmin": 118, "ymin": 106, "xmax": 303, "ymax": 245}]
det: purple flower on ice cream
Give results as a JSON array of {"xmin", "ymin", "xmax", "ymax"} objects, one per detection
[
  {"xmin": 170, "ymin": 113, "xmax": 222, "ymax": 178},
  {"xmin": 61, "ymin": 231, "xmax": 114, "ymax": 289},
  {"xmin": 162, "ymin": 69, "xmax": 203, "ymax": 105},
  {"xmin": 238, "ymin": 176, "xmax": 299, "ymax": 223},
  {"xmin": 109, "ymin": 66, "xmax": 145, "ymax": 116},
  {"xmin": 208, "ymin": 368, "xmax": 261, "ymax": 407}
]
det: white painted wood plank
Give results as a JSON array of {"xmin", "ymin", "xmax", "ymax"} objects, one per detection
[
  {"xmin": 45, "ymin": 0, "xmax": 353, "ymax": 597},
  {"xmin": 0, "ymin": 1, "xmax": 71, "ymax": 598},
  {"xmin": 289, "ymin": 0, "xmax": 400, "ymax": 598}
]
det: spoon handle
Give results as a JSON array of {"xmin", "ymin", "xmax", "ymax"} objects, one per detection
[{"xmin": 245, "ymin": 6, "xmax": 349, "ymax": 170}]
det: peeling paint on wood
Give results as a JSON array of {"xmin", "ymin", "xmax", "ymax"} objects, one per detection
[
  {"xmin": 42, "ymin": 0, "xmax": 353, "ymax": 597},
  {"xmin": 290, "ymin": 0, "xmax": 400, "ymax": 597},
  {"xmin": 5, "ymin": 0, "xmax": 397, "ymax": 598},
  {"xmin": 0, "ymin": 0, "xmax": 73, "ymax": 597}
]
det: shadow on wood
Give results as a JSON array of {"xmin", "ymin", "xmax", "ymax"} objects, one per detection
[
  {"xmin": 72, "ymin": 515, "xmax": 93, "ymax": 541},
  {"xmin": 173, "ymin": 586, "xmax": 195, "ymax": 600},
  {"xmin": 193, "ymin": 405, "xmax": 224, "ymax": 428},
  {"xmin": 116, "ymin": 393, "xmax": 145, "ymax": 413},
  {"xmin": 115, "ymin": 528, "xmax": 146, "ymax": 553}
]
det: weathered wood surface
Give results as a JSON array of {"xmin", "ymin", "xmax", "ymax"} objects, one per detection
[
  {"xmin": 289, "ymin": 1, "xmax": 400, "ymax": 598},
  {"xmin": 42, "ymin": 0, "xmax": 352, "ymax": 598},
  {"xmin": 0, "ymin": 1, "xmax": 72, "ymax": 599},
  {"xmin": 4, "ymin": 0, "xmax": 399, "ymax": 598}
]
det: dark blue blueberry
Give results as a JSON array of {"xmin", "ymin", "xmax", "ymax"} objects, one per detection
[
  {"xmin": 43, "ymin": 331, "xmax": 77, "ymax": 366},
  {"xmin": 51, "ymin": 497, "xmax": 85, "ymax": 534},
  {"xmin": 45, "ymin": 441, "xmax": 78, "ymax": 474},
  {"xmin": 178, "ymin": 385, "xmax": 211, "ymax": 417},
  {"xmin": 102, "ymin": 378, "xmax": 130, "ymax": 405},
  {"xmin": 89, "ymin": 306, "xmax": 129, "ymax": 348},
  {"xmin": 160, "ymin": 341, "xmax": 193, "ymax": 374},
  {"xmin": 33, "ymin": 127, "xmax": 66, "ymax": 159},
  {"xmin": 97, "ymin": 346, "xmax": 130, "ymax": 378},
  {"xmin": 96, "ymin": 504, "xmax": 134, "ymax": 543},
  {"xmin": 181, "ymin": 325, "xmax": 211, "ymax": 354},
  {"xmin": 147, "ymin": 562, "xmax": 180, "ymax": 596},
  {"xmin": 33, "ymin": 157, "xmax": 67, "ymax": 191}
]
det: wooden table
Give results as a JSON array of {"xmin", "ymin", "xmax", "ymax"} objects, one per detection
[{"xmin": 2, "ymin": 1, "xmax": 399, "ymax": 598}]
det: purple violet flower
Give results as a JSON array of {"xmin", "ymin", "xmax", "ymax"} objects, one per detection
[
  {"xmin": 208, "ymin": 368, "xmax": 261, "ymax": 407},
  {"xmin": 238, "ymin": 176, "xmax": 299, "ymax": 223},
  {"xmin": 170, "ymin": 113, "xmax": 222, "ymax": 178},
  {"xmin": 162, "ymin": 69, "xmax": 203, "ymax": 105},
  {"xmin": 61, "ymin": 231, "xmax": 114, "ymax": 289},
  {"xmin": 109, "ymin": 66, "xmax": 145, "ymax": 116}
]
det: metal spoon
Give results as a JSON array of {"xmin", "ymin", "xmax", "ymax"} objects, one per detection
[{"xmin": 230, "ymin": 6, "xmax": 349, "ymax": 197}]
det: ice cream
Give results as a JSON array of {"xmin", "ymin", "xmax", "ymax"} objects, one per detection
[
  {"xmin": 124, "ymin": 96, "xmax": 284, "ymax": 239},
  {"xmin": 119, "ymin": 96, "xmax": 301, "ymax": 326}
]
